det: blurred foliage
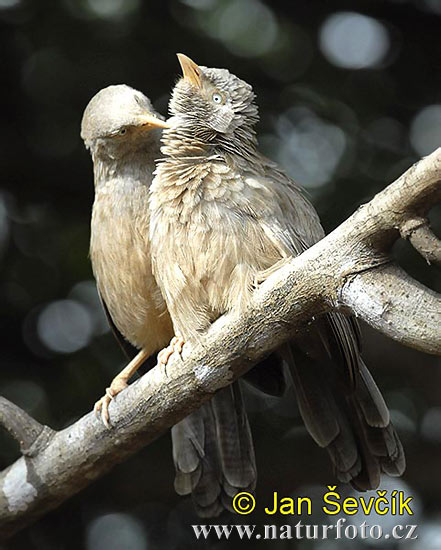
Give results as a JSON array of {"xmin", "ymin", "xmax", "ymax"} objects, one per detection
[{"xmin": 0, "ymin": 0, "xmax": 441, "ymax": 549}]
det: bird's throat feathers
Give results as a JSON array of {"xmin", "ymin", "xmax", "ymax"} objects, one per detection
[
  {"xmin": 92, "ymin": 143, "xmax": 157, "ymax": 190},
  {"xmin": 155, "ymin": 126, "xmax": 261, "ymax": 202},
  {"xmin": 159, "ymin": 123, "xmax": 259, "ymax": 180}
]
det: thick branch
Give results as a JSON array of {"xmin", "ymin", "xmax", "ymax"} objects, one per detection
[
  {"xmin": 340, "ymin": 264, "xmax": 441, "ymax": 354},
  {"xmin": 1, "ymin": 148, "xmax": 440, "ymax": 539}
]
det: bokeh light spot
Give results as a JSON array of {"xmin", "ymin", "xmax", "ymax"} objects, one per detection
[
  {"xmin": 410, "ymin": 104, "xmax": 441, "ymax": 156},
  {"xmin": 411, "ymin": 521, "xmax": 441, "ymax": 549},
  {"xmin": 0, "ymin": 0, "xmax": 20, "ymax": 8},
  {"xmin": 421, "ymin": 407, "xmax": 441, "ymax": 443},
  {"xmin": 319, "ymin": 12, "xmax": 390, "ymax": 69},
  {"xmin": 37, "ymin": 299, "xmax": 93, "ymax": 353},
  {"xmin": 424, "ymin": 0, "xmax": 441, "ymax": 15},
  {"xmin": 86, "ymin": 0, "xmax": 139, "ymax": 19},
  {"xmin": 69, "ymin": 280, "xmax": 110, "ymax": 336},
  {"xmin": 1, "ymin": 380, "xmax": 47, "ymax": 416},
  {"xmin": 180, "ymin": 0, "xmax": 217, "ymax": 8},
  {"xmin": 348, "ymin": 477, "xmax": 421, "ymax": 536},
  {"xmin": 196, "ymin": 0, "xmax": 278, "ymax": 58},
  {"xmin": 260, "ymin": 24, "xmax": 314, "ymax": 81},
  {"xmin": 270, "ymin": 107, "xmax": 346, "ymax": 188},
  {"xmin": 86, "ymin": 513, "xmax": 148, "ymax": 550}
]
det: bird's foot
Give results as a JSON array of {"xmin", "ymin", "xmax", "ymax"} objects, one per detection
[
  {"xmin": 157, "ymin": 336, "xmax": 185, "ymax": 370},
  {"xmin": 94, "ymin": 375, "xmax": 129, "ymax": 429}
]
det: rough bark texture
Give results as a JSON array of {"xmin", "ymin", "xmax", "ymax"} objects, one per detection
[
  {"xmin": 401, "ymin": 217, "xmax": 441, "ymax": 266},
  {"xmin": 1, "ymin": 149, "xmax": 440, "ymax": 539}
]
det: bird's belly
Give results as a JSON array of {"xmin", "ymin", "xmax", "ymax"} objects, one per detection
[
  {"xmin": 172, "ymin": 224, "xmax": 269, "ymax": 324},
  {"xmin": 90, "ymin": 214, "xmax": 173, "ymax": 353}
]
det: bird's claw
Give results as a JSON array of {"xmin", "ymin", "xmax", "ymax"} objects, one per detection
[
  {"xmin": 94, "ymin": 395, "xmax": 112, "ymax": 429},
  {"xmin": 157, "ymin": 336, "xmax": 185, "ymax": 369},
  {"xmin": 93, "ymin": 377, "xmax": 129, "ymax": 429}
]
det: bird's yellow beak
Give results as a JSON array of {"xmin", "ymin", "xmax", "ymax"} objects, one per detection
[
  {"xmin": 177, "ymin": 53, "xmax": 202, "ymax": 88},
  {"xmin": 136, "ymin": 113, "xmax": 170, "ymax": 129}
]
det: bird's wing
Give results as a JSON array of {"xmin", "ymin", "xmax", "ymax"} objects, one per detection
[
  {"xmin": 99, "ymin": 291, "xmax": 138, "ymax": 360},
  {"xmin": 234, "ymin": 162, "xmax": 405, "ymax": 490},
  {"xmin": 236, "ymin": 158, "xmax": 360, "ymax": 387},
  {"xmin": 236, "ymin": 159, "xmax": 404, "ymax": 487}
]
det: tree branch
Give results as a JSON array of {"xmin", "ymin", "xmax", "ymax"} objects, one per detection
[
  {"xmin": 0, "ymin": 398, "xmax": 55, "ymax": 456},
  {"xmin": 400, "ymin": 217, "xmax": 441, "ymax": 266},
  {"xmin": 339, "ymin": 264, "xmax": 441, "ymax": 354},
  {"xmin": 1, "ymin": 148, "xmax": 440, "ymax": 539}
]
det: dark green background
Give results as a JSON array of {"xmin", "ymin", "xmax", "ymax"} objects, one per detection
[{"xmin": 1, "ymin": 0, "xmax": 441, "ymax": 548}]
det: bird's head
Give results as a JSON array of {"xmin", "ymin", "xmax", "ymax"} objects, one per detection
[
  {"xmin": 81, "ymin": 85, "xmax": 169, "ymax": 158},
  {"xmin": 168, "ymin": 54, "xmax": 259, "ymax": 154}
]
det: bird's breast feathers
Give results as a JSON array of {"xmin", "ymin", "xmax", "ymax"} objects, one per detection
[
  {"xmin": 150, "ymin": 158, "xmax": 300, "ymax": 335},
  {"xmin": 91, "ymin": 181, "xmax": 172, "ymax": 351}
]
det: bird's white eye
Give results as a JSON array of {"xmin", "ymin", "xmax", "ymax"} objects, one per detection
[
  {"xmin": 212, "ymin": 93, "xmax": 223, "ymax": 104},
  {"xmin": 119, "ymin": 128, "xmax": 127, "ymax": 135}
]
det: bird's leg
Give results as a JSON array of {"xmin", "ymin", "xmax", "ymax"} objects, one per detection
[
  {"xmin": 254, "ymin": 257, "xmax": 291, "ymax": 286},
  {"xmin": 157, "ymin": 336, "xmax": 185, "ymax": 370},
  {"xmin": 94, "ymin": 348, "xmax": 149, "ymax": 429}
]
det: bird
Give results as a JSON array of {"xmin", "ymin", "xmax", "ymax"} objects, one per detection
[
  {"xmin": 81, "ymin": 84, "xmax": 268, "ymax": 517},
  {"xmin": 81, "ymin": 84, "xmax": 174, "ymax": 427},
  {"xmin": 149, "ymin": 54, "xmax": 406, "ymax": 511}
]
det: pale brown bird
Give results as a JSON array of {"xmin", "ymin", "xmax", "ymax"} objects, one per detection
[
  {"xmin": 150, "ymin": 54, "xmax": 406, "ymax": 511},
  {"xmin": 81, "ymin": 85, "xmax": 173, "ymax": 427},
  {"xmin": 81, "ymin": 85, "xmax": 267, "ymax": 518}
]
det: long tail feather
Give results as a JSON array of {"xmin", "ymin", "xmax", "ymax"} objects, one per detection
[
  {"xmin": 281, "ymin": 322, "xmax": 405, "ymax": 490},
  {"xmin": 171, "ymin": 381, "xmax": 256, "ymax": 516}
]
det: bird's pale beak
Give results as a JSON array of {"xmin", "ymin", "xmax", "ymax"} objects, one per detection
[
  {"xmin": 137, "ymin": 114, "xmax": 170, "ymax": 129},
  {"xmin": 177, "ymin": 53, "xmax": 202, "ymax": 88}
]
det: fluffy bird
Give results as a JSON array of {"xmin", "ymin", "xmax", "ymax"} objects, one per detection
[
  {"xmin": 81, "ymin": 85, "xmax": 173, "ymax": 426},
  {"xmin": 150, "ymin": 55, "xmax": 406, "ymax": 511}
]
